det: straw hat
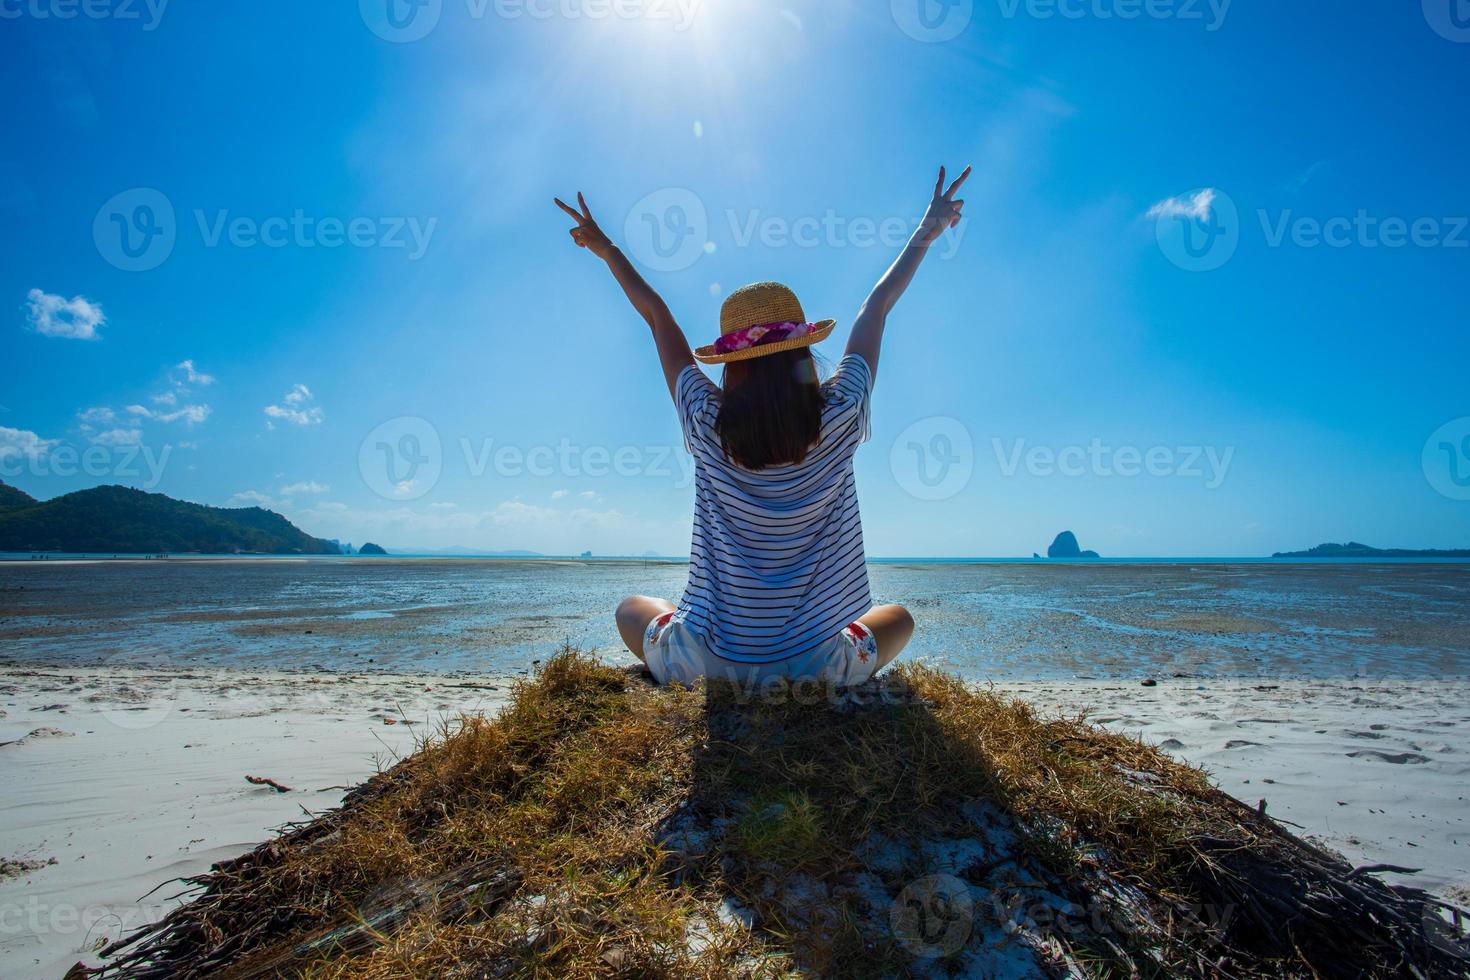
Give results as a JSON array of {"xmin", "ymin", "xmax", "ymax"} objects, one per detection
[{"xmin": 693, "ymin": 281, "xmax": 835, "ymax": 364}]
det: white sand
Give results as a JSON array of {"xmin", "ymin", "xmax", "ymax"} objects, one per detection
[
  {"xmin": 2, "ymin": 668, "xmax": 1467, "ymax": 978},
  {"xmin": 0, "ymin": 667, "xmax": 510, "ymax": 979}
]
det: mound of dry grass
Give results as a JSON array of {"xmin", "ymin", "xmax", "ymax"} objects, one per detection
[{"xmin": 84, "ymin": 651, "xmax": 1469, "ymax": 979}]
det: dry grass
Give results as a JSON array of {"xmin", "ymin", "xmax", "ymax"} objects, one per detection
[{"xmin": 88, "ymin": 650, "xmax": 1470, "ymax": 980}]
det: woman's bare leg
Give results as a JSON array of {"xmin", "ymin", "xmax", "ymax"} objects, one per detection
[
  {"xmin": 615, "ymin": 595, "xmax": 676, "ymax": 662},
  {"xmin": 857, "ymin": 604, "xmax": 916, "ymax": 671}
]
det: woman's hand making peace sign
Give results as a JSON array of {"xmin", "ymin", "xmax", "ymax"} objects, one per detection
[
  {"xmin": 554, "ymin": 192, "xmax": 615, "ymax": 259},
  {"xmin": 918, "ymin": 165, "xmax": 971, "ymax": 245}
]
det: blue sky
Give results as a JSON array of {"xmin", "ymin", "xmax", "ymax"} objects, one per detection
[{"xmin": 2, "ymin": 0, "xmax": 1468, "ymax": 556}]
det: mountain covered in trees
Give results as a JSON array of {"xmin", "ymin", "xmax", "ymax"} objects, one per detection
[
  {"xmin": 0, "ymin": 481, "xmax": 37, "ymax": 510},
  {"xmin": 0, "ymin": 483, "xmax": 340, "ymax": 555},
  {"xmin": 1272, "ymin": 541, "xmax": 1470, "ymax": 559}
]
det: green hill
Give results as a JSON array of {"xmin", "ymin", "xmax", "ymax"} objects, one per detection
[
  {"xmin": 0, "ymin": 481, "xmax": 37, "ymax": 510},
  {"xmin": 1273, "ymin": 541, "xmax": 1470, "ymax": 558},
  {"xmin": 0, "ymin": 484, "xmax": 340, "ymax": 555}
]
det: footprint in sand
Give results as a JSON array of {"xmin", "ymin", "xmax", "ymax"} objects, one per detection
[
  {"xmin": 1225, "ymin": 739, "xmax": 1262, "ymax": 749},
  {"xmin": 1345, "ymin": 750, "xmax": 1429, "ymax": 765}
]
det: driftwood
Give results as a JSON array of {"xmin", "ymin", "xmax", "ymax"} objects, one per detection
[
  {"xmin": 243, "ymin": 775, "xmax": 292, "ymax": 793},
  {"xmin": 219, "ymin": 860, "xmax": 521, "ymax": 979},
  {"xmin": 83, "ymin": 769, "xmax": 421, "ymax": 979},
  {"xmin": 1157, "ymin": 788, "xmax": 1470, "ymax": 978}
]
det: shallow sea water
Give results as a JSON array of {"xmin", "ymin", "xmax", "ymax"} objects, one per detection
[{"xmin": 2, "ymin": 558, "xmax": 1468, "ymax": 680}]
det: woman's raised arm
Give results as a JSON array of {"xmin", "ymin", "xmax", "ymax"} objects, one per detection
[
  {"xmin": 844, "ymin": 165, "xmax": 970, "ymax": 379},
  {"xmin": 555, "ymin": 192, "xmax": 694, "ymax": 397}
]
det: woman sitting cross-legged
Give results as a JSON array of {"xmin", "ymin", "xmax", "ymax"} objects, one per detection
[{"xmin": 554, "ymin": 165, "xmax": 969, "ymax": 687}]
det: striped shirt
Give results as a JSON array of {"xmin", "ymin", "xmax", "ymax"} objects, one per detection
[{"xmin": 673, "ymin": 353, "xmax": 874, "ymax": 665}]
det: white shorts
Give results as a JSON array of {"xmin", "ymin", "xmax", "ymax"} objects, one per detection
[{"xmin": 642, "ymin": 611, "xmax": 880, "ymax": 688}]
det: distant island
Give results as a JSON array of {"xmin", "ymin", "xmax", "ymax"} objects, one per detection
[
  {"xmin": 1273, "ymin": 541, "xmax": 1470, "ymax": 559},
  {"xmin": 357, "ymin": 542, "xmax": 388, "ymax": 555},
  {"xmin": 0, "ymin": 482, "xmax": 339, "ymax": 555},
  {"xmin": 1045, "ymin": 530, "xmax": 1100, "ymax": 559}
]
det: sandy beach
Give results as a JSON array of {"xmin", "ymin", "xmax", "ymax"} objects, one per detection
[
  {"xmin": 0, "ymin": 666, "xmax": 510, "ymax": 979},
  {"xmin": 3, "ymin": 663, "xmax": 1467, "ymax": 977}
]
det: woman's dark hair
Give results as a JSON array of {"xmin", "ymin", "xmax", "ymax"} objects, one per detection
[{"xmin": 715, "ymin": 348, "xmax": 823, "ymax": 469}]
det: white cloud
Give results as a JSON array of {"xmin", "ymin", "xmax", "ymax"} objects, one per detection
[
  {"xmin": 550, "ymin": 489, "xmax": 569, "ymax": 499},
  {"xmin": 429, "ymin": 501, "xmax": 458, "ymax": 510},
  {"xmin": 0, "ymin": 426, "xmax": 59, "ymax": 463},
  {"xmin": 174, "ymin": 359, "xmax": 216, "ymax": 386},
  {"xmin": 161, "ymin": 404, "xmax": 211, "ymax": 425},
  {"xmin": 77, "ymin": 406, "xmax": 116, "ymax": 426},
  {"xmin": 264, "ymin": 384, "xmax": 324, "ymax": 427},
  {"xmin": 151, "ymin": 390, "xmax": 178, "ymax": 406},
  {"xmin": 280, "ymin": 480, "xmax": 330, "ymax": 495},
  {"xmin": 25, "ymin": 288, "xmax": 105, "ymax": 340},
  {"xmin": 577, "ymin": 490, "xmax": 601, "ymax": 502},
  {"xmin": 90, "ymin": 427, "xmax": 142, "ymax": 447},
  {"xmin": 124, "ymin": 402, "xmax": 212, "ymax": 426},
  {"xmin": 1146, "ymin": 189, "xmax": 1216, "ymax": 221},
  {"xmin": 227, "ymin": 489, "xmax": 276, "ymax": 508}
]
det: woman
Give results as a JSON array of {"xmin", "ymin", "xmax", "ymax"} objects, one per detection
[{"xmin": 555, "ymin": 165, "xmax": 969, "ymax": 686}]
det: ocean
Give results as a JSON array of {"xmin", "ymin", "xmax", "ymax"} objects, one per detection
[{"xmin": 3, "ymin": 557, "xmax": 1468, "ymax": 680}]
